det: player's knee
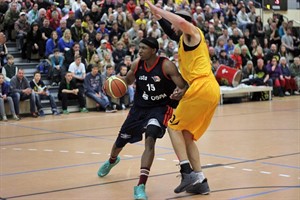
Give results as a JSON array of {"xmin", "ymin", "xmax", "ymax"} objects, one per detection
[
  {"xmin": 115, "ymin": 135, "xmax": 128, "ymax": 148},
  {"xmin": 145, "ymin": 125, "xmax": 161, "ymax": 140}
]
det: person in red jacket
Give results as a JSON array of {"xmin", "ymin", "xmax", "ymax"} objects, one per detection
[{"xmin": 230, "ymin": 46, "xmax": 242, "ymax": 69}]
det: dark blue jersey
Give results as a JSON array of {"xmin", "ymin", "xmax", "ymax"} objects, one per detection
[{"xmin": 134, "ymin": 56, "xmax": 176, "ymax": 108}]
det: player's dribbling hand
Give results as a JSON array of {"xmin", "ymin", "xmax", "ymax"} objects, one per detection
[{"xmin": 170, "ymin": 86, "xmax": 186, "ymax": 100}]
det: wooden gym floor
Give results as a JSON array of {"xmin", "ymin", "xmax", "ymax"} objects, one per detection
[{"xmin": 0, "ymin": 96, "xmax": 299, "ymax": 200}]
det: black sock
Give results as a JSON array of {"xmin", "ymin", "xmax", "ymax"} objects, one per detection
[{"xmin": 180, "ymin": 162, "xmax": 193, "ymax": 174}]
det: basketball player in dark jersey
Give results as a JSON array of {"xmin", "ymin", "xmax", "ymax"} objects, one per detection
[{"xmin": 97, "ymin": 37, "xmax": 187, "ymax": 200}]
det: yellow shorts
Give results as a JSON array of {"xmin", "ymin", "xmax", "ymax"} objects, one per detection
[{"xmin": 168, "ymin": 75, "xmax": 220, "ymax": 141}]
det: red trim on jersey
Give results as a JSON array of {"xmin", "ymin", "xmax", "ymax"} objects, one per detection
[
  {"xmin": 144, "ymin": 56, "xmax": 160, "ymax": 72},
  {"xmin": 163, "ymin": 105, "xmax": 173, "ymax": 126}
]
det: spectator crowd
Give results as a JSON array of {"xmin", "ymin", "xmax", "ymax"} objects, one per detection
[{"xmin": 0, "ymin": 0, "xmax": 300, "ymax": 121}]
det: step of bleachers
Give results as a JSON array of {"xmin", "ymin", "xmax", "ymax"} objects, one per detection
[{"xmin": 5, "ymin": 41, "xmax": 84, "ymax": 114}]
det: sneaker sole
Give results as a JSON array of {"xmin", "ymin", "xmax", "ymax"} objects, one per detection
[{"xmin": 186, "ymin": 179, "xmax": 210, "ymax": 195}]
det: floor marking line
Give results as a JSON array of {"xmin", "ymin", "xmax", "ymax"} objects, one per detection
[
  {"xmin": 43, "ymin": 149, "xmax": 53, "ymax": 152},
  {"xmin": 242, "ymin": 168, "xmax": 253, "ymax": 171},
  {"xmin": 279, "ymin": 174, "xmax": 290, "ymax": 178},
  {"xmin": 260, "ymin": 171, "xmax": 271, "ymax": 174}
]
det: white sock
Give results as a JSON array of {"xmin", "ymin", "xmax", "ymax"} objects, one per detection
[{"xmin": 195, "ymin": 171, "xmax": 205, "ymax": 183}]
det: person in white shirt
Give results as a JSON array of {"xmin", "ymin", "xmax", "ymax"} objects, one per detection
[{"xmin": 68, "ymin": 54, "xmax": 86, "ymax": 89}]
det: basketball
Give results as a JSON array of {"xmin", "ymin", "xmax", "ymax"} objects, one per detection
[{"xmin": 104, "ymin": 76, "xmax": 128, "ymax": 98}]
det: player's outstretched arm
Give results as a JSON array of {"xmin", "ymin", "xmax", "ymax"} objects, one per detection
[{"xmin": 146, "ymin": 0, "xmax": 199, "ymax": 45}]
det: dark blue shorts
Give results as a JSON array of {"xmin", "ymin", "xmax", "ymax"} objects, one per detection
[{"xmin": 116, "ymin": 105, "xmax": 173, "ymax": 146}]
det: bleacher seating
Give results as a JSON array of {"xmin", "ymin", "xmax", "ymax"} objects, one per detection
[
  {"xmin": 4, "ymin": 41, "xmax": 131, "ymax": 115},
  {"xmin": 4, "ymin": 41, "xmax": 87, "ymax": 115}
]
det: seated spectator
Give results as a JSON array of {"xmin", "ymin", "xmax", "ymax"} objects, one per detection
[
  {"xmin": 27, "ymin": 3, "xmax": 39, "ymax": 25},
  {"xmin": 236, "ymin": 5, "xmax": 252, "ymax": 32},
  {"xmin": 10, "ymin": 68, "xmax": 38, "ymax": 118},
  {"xmin": 68, "ymin": 54, "xmax": 86, "ymax": 88},
  {"xmin": 2, "ymin": 54, "xmax": 17, "ymax": 82},
  {"xmin": 56, "ymin": 19, "xmax": 67, "ymax": 39},
  {"xmin": 3, "ymin": 2, "xmax": 19, "ymax": 41},
  {"xmin": 224, "ymin": 38, "xmax": 235, "ymax": 56},
  {"xmin": 281, "ymin": 28, "xmax": 296, "ymax": 62},
  {"xmin": 30, "ymin": 71, "xmax": 60, "ymax": 116},
  {"xmin": 266, "ymin": 57, "xmax": 285, "ymax": 97},
  {"xmin": 230, "ymin": 46, "xmax": 242, "ymax": 70},
  {"xmin": 66, "ymin": 11, "xmax": 76, "ymax": 29},
  {"xmin": 116, "ymin": 55, "xmax": 131, "ymax": 75},
  {"xmin": 290, "ymin": 57, "xmax": 300, "ymax": 91},
  {"xmin": 112, "ymin": 41, "xmax": 126, "ymax": 65},
  {"xmin": 208, "ymin": 47, "xmax": 218, "ymax": 64},
  {"xmin": 14, "ymin": 12, "xmax": 30, "ymax": 51},
  {"xmin": 49, "ymin": 48, "xmax": 64, "ymax": 86},
  {"xmin": 84, "ymin": 64, "xmax": 117, "ymax": 113},
  {"xmin": 86, "ymin": 54, "xmax": 101, "ymax": 73},
  {"xmin": 242, "ymin": 60, "xmax": 255, "ymax": 84},
  {"xmin": 25, "ymin": 22, "xmax": 43, "ymax": 61},
  {"xmin": 58, "ymin": 29, "xmax": 74, "ymax": 53},
  {"xmin": 265, "ymin": 44, "xmax": 280, "ymax": 64},
  {"xmin": 58, "ymin": 71, "xmax": 88, "ymax": 114},
  {"xmin": 279, "ymin": 57, "xmax": 299, "ymax": 95},
  {"xmin": 215, "ymin": 38, "xmax": 226, "ymax": 57},
  {"xmin": 70, "ymin": 18, "xmax": 87, "ymax": 43},
  {"xmin": 252, "ymin": 46, "xmax": 264, "ymax": 66},
  {"xmin": 240, "ymin": 45, "xmax": 252, "ymax": 67},
  {"xmin": 219, "ymin": 49, "xmax": 234, "ymax": 67},
  {"xmin": 79, "ymin": 33, "xmax": 89, "ymax": 52},
  {"xmin": 101, "ymin": 64, "xmax": 117, "ymax": 108},
  {"xmin": 0, "ymin": 73, "xmax": 19, "ymax": 121},
  {"xmin": 82, "ymin": 40, "xmax": 97, "ymax": 65},
  {"xmin": 0, "ymin": 32, "xmax": 8, "ymax": 71},
  {"xmin": 100, "ymin": 51, "xmax": 115, "ymax": 71},
  {"xmin": 63, "ymin": 42, "xmax": 81, "ymax": 74},
  {"xmin": 254, "ymin": 58, "xmax": 272, "ymax": 86},
  {"xmin": 45, "ymin": 31, "xmax": 59, "ymax": 58},
  {"xmin": 49, "ymin": 11, "xmax": 60, "ymax": 31}
]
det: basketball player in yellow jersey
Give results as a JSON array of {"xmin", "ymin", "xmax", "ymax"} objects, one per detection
[{"xmin": 146, "ymin": 0, "xmax": 220, "ymax": 195}]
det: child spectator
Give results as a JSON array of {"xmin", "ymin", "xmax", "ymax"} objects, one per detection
[
  {"xmin": 2, "ymin": 54, "xmax": 17, "ymax": 82},
  {"xmin": 30, "ymin": 71, "xmax": 60, "ymax": 116},
  {"xmin": 49, "ymin": 48, "xmax": 64, "ymax": 86}
]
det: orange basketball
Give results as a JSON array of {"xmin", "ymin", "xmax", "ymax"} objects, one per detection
[{"xmin": 104, "ymin": 76, "xmax": 128, "ymax": 98}]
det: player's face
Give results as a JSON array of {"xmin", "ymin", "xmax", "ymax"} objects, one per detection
[{"xmin": 138, "ymin": 43, "xmax": 153, "ymax": 60}]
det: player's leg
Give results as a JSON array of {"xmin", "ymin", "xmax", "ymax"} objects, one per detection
[
  {"xmin": 134, "ymin": 121, "xmax": 161, "ymax": 200},
  {"xmin": 168, "ymin": 127, "xmax": 198, "ymax": 193},
  {"xmin": 98, "ymin": 107, "xmax": 142, "ymax": 177},
  {"xmin": 183, "ymin": 131, "xmax": 210, "ymax": 195},
  {"xmin": 97, "ymin": 142, "xmax": 123, "ymax": 177}
]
